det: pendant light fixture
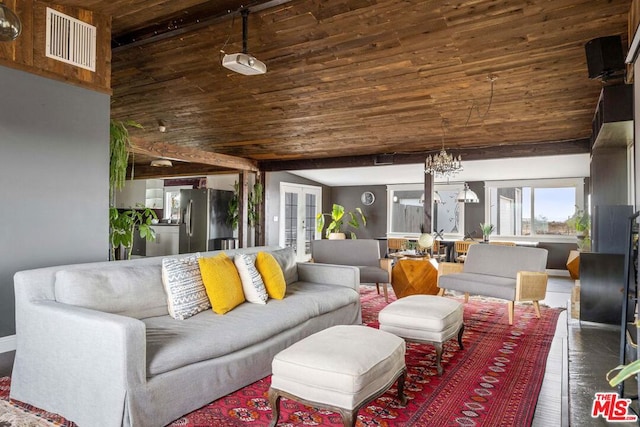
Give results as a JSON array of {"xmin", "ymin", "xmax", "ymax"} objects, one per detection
[
  {"xmin": 0, "ymin": 2, "xmax": 21, "ymax": 42},
  {"xmin": 150, "ymin": 159, "xmax": 173, "ymax": 167},
  {"xmin": 455, "ymin": 183, "xmax": 479, "ymax": 203}
]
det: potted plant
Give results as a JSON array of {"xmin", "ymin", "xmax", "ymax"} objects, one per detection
[
  {"xmin": 316, "ymin": 204, "xmax": 366, "ymax": 239},
  {"xmin": 227, "ymin": 181, "xmax": 264, "ymax": 230},
  {"xmin": 109, "ymin": 206, "xmax": 158, "ymax": 260},
  {"xmin": 567, "ymin": 206, "xmax": 591, "ymax": 251},
  {"xmin": 480, "ymin": 223, "xmax": 495, "ymax": 242}
]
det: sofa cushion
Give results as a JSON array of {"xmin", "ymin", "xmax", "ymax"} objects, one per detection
[
  {"xmin": 438, "ymin": 272, "xmax": 517, "ymax": 300},
  {"xmin": 311, "ymin": 240, "xmax": 381, "ymax": 267},
  {"xmin": 199, "ymin": 253, "xmax": 245, "ymax": 315},
  {"xmin": 270, "ymin": 247, "xmax": 298, "ymax": 285},
  {"xmin": 358, "ymin": 265, "xmax": 389, "ymax": 284},
  {"xmin": 463, "ymin": 245, "xmax": 547, "ymax": 278},
  {"xmin": 143, "ymin": 282, "xmax": 360, "ymax": 376},
  {"xmin": 256, "ymin": 252, "xmax": 286, "ymax": 300},
  {"xmin": 162, "ymin": 254, "xmax": 211, "ymax": 320},
  {"xmin": 234, "ymin": 253, "xmax": 268, "ymax": 304},
  {"xmin": 54, "ymin": 266, "xmax": 168, "ymax": 319}
]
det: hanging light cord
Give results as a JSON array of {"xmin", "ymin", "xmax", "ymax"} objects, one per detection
[
  {"xmin": 465, "ymin": 75, "xmax": 497, "ymax": 126},
  {"xmin": 219, "ymin": 10, "xmax": 238, "ymax": 58}
]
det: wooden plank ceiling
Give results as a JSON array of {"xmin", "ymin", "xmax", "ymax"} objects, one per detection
[{"xmin": 45, "ymin": 0, "xmax": 632, "ymax": 178}]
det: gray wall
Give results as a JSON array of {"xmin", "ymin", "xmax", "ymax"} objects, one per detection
[
  {"xmin": 0, "ymin": 66, "xmax": 110, "ymax": 337},
  {"xmin": 331, "ymin": 185, "xmax": 387, "ymax": 239}
]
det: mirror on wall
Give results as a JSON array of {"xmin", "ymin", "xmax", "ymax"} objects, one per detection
[{"xmin": 433, "ymin": 187, "xmax": 463, "ymax": 234}]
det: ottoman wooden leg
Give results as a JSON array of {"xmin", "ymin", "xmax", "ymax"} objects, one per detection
[
  {"xmin": 457, "ymin": 324, "xmax": 465, "ymax": 350},
  {"xmin": 434, "ymin": 343, "xmax": 444, "ymax": 376},
  {"xmin": 397, "ymin": 370, "xmax": 408, "ymax": 406},
  {"xmin": 268, "ymin": 388, "xmax": 282, "ymax": 427}
]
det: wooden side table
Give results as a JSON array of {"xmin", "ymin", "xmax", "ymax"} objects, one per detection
[
  {"xmin": 391, "ymin": 258, "xmax": 439, "ymax": 298},
  {"xmin": 567, "ymin": 249, "xmax": 580, "ymax": 279}
]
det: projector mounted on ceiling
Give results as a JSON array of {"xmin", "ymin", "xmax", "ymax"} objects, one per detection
[
  {"xmin": 222, "ymin": 53, "xmax": 266, "ymax": 75},
  {"xmin": 222, "ymin": 8, "xmax": 266, "ymax": 75}
]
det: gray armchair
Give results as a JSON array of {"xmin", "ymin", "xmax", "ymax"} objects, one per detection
[{"xmin": 311, "ymin": 239, "xmax": 392, "ymax": 302}]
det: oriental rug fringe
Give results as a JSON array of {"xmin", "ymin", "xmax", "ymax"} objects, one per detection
[{"xmin": 0, "ymin": 287, "xmax": 561, "ymax": 426}]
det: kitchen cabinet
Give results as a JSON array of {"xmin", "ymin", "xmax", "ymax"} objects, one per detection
[
  {"xmin": 114, "ymin": 180, "xmax": 146, "ymax": 208},
  {"xmin": 115, "ymin": 179, "xmax": 165, "ymax": 209},
  {"xmin": 146, "ymin": 225, "xmax": 179, "ymax": 257},
  {"xmin": 145, "ymin": 179, "xmax": 164, "ymax": 209}
]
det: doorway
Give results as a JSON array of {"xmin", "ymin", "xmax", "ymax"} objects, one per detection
[{"xmin": 279, "ymin": 183, "xmax": 322, "ymax": 261}]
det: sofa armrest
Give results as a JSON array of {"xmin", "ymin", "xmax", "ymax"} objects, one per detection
[
  {"xmin": 438, "ymin": 262, "xmax": 464, "ymax": 279},
  {"xmin": 11, "ymin": 300, "xmax": 146, "ymax": 425},
  {"xmin": 515, "ymin": 271, "xmax": 548, "ymax": 301},
  {"xmin": 297, "ymin": 262, "xmax": 360, "ymax": 290}
]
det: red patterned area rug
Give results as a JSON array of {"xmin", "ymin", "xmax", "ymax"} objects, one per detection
[{"xmin": 0, "ymin": 288, "xmax": 561, "ymax": 427}]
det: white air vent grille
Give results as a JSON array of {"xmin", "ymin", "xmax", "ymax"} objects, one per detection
[{"xmin": 46, "ymin": 8, "xmax": 96, "ymax": 72}]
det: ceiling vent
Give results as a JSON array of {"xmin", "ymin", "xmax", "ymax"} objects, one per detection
[{"xmin": 46, "ymin": 8, "xmax": 96, "ymax": 72}]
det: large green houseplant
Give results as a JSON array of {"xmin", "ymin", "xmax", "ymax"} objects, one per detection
[
  {"xmin": 109, "ymin": 119, "xmax": 157, "ymax": 259},
  {"xmin": 567, "ymin": 206, "xmax": 591, "ymax": 251},
  {"xmin": 316, "ymin": 204, "xmax": 366, "ymax": 239},
  {"xmin": 109, "ymin": 119, "xmax": 143, "ymax": 200},
  {"xmin": 109, "ymin": 206, "xmax": 158, "ymax": 260}
]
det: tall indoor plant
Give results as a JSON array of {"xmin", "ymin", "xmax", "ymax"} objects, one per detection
[
  {"xmin": 316, "ymin": 203, "xmax": 366, "ymax": 239},
  {"xmin": 109, "ymin": 119, "xmax": 156, "ymax": 259}
]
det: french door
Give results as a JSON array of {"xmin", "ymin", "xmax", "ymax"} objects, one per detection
[{"xmin": 279, "ymin": 183, "xmax": 322, "ymax": 261}]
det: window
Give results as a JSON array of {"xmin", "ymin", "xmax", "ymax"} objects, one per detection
[
  {"xmin": 387, "ymin": 184, "xmax": 465, "ymax": 236},
  {"xmin": 486, "ymin": 178, "xmax": 584, "ymax": 237}
]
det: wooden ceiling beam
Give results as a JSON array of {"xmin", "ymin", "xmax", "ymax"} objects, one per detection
[
  {"xmin": 128, "ymin": 163, "xmax": 232, "ymax": 180},
  {"xmin": 112, "ymin": 0, "xmax": 294, "ymax": 51},
  {"xmin": 130, "ymin": 138, "xmax": 259, "ymax": 172},
  {"xmin": 259, "ymin": 139, "xmax": 591, "ymax": 171}
]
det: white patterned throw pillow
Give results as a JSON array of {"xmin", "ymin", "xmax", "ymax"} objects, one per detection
[
  {"xmin": 234, "ymin": 253, "xmax": 268, "ymax": 304},
  {"xmin": 162, "ymin": 254, "xmax": 211, "ymax": 320}
]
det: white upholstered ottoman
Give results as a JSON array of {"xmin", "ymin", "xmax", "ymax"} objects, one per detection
[
  {"xmin": 379, "ymin": 295, "xmax": 464, "ymax": 375},
  {"xmin": 268, "ymin": 325, "xmax": 406, "ymax": 427}
]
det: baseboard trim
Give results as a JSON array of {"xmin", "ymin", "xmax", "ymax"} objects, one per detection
[{"xmin": 0, "ymin": 335, "xmax": 16, "ymax": 353}]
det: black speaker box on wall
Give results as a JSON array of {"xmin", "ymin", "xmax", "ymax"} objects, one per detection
[{"xmin": 585, "ymin": 35, "xmax": 624, "ymax": 79}]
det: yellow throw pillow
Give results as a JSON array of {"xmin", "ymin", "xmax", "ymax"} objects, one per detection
[
  {"xmin": 198, "ymin": 253, "xmax": 245, "ymax": 314},
  {"xmin": 255, "ymin": 252, "xmax": 286, "ymax": 300}
]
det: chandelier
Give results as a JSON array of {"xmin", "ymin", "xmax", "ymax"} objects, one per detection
[{"xmin": 424, "ymin": 120, "xmax": 462, "ymax": 177}]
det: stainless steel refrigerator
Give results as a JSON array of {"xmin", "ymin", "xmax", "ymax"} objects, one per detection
[{"xmin": 178, "ymin": 189, "xmax": 234, "ymax": 253}]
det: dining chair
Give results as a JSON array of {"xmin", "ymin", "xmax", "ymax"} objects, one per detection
[
  {"xmin": 430, "ymin": 239, "xmax": 447, "ymax": 261},
  {"xmin": 454, "ymin": 240, "xmax": 478, "ymax": 263},
  {"xmin": 387, "ymin": 238, "xmax": 407, "ymax": 254},
  {"xmin": 488, "ymin": 241, "xmax": 516, "ymax": 246}
]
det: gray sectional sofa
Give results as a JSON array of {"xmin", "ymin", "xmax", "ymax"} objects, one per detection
[{"xmin": 10, "ymin": 246, "xmax": 362, "ymax": 427}]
